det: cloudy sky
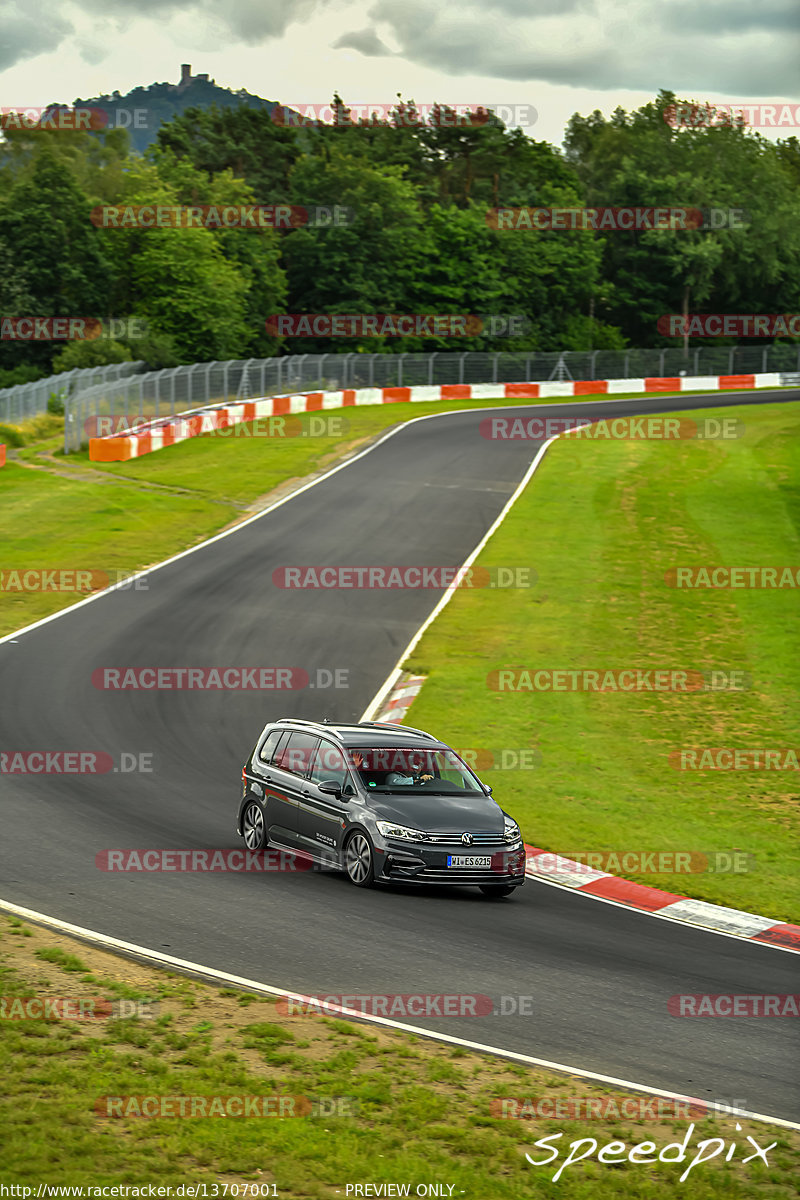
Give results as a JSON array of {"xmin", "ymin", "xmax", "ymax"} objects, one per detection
[{"xmin": 2, "ymin": 0, "xmax": 798, "ymax": 146}]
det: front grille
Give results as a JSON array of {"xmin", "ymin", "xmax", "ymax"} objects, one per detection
[
  {"xmin": 416, "ymin": 867, "xmax": 525, "ymax": 883},
  {"xmin": 421, "ymin": 832, "xmax": 505, "ymax": 845}
]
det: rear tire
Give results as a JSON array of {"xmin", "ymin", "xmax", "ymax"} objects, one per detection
[
  {"xmin": 242, "ymin": 800, "xmax": 267, "ymax": 851},
  {"xmin": 479, "ymin": 884, "xmax": 517, "ymax": 899},
  {"xmin": 344, "ymin": 831, "xmax": 375, "ymax": 888}
]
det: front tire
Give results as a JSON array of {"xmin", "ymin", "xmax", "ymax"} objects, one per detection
[
  {"xmin": 242, "ymin": 800, "xmax": 267, "ymax": 850},
  {"xmin": 479, "ymin": 884, "xmax": 517, "ymax": 899},
  {"xmin": 344, "ymin": 831, "xmax": 375, "ymax": 888}
]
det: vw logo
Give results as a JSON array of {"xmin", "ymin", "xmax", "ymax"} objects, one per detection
[{"xmin": 461, "ymin": 833, "xmax": 474, "ymax": 845}]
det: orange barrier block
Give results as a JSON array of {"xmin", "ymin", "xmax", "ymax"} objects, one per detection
[
  {"xmin": 382, "ymin": 387, "xmax": 412, "ymax": 403},
  {"xmin": 441, "ymin": 385, "xmax": 472, "ymax": 399},
  {"xmin": 504, "ymin": 383, "xmax": 540, "ymax": 397},
  {"xmin": 644, "ymin": 377, "xmax": 682, "ymax": 392},
  {"xmin": 719, "ymin": 374, "xmax": 755, "ymax": 388},
  {"xmin": 574, "ymin": 380, "xmax": 609, "ymax": 395},
  {"xmin": 90, "ymin": 436, "xmax": 129, "ymax": 462}
]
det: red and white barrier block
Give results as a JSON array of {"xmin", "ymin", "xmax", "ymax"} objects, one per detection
[
  {"xmin": 524, "ymin": 846, "xmax": 800, "ymax": 951},
  {"xmin": 89, "ymin": 374, "xmax": 784, "ymax": 462}
]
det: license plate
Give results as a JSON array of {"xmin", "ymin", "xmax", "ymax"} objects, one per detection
[{"xmin": 447, "ymin": 855, "xmax": 492, "ymax": 868}]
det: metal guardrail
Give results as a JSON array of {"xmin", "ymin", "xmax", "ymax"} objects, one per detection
[
  {"xmin": 0, "ymin": 361, "xmax": 145, "ymax": 427},
  {"xmin": 63, "ymin": 345, "xmax": 800, "ymax": 452}
]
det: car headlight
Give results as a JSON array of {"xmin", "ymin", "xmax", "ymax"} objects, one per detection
[
  {"xmin": 503, "ymin": 816, "xmax": 521, "ymax": 844},
  {"xmin": 376, "ymin": 820, "xmax": 428, "ymax": 842}
]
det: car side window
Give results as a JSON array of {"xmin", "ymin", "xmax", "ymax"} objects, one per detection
[
  {"xmin": 258, "ymin": 729, "xmax": 283, "ymax": 765},
  {"xmin": 275, "ymin": 731, "xmax": 320, "ymax": 778},
  {"xmin": 308, "ymin": 741, "xmax": 350, "ymax": 790}
]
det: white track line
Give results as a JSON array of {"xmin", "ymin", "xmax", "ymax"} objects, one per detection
[
  {"xmin": 360, "ymin": 430, "xmax": 566, "ymax": 718},
  {"xmin": 2, "ymin": 896, "xmax": 797, "ymax": 1132},
  {"xmin": 359, "ymin": 419, "xmax": 798, "ymax": 957},
  {"xmin": 1, "ymin": 391, "xmax": 772, "ymax": 647}
]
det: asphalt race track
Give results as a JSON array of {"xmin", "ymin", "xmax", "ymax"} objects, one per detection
[{"xmin": 2, "ymin": 389, "xmax": 798, "ymax": 1122}]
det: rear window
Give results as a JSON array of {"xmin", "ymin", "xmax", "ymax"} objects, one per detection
[{"xmin": 274, "ymin": 731, "xmax": 320, "ymax": 777}]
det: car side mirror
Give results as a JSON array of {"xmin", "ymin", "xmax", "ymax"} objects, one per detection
[
  {"xmin": 318, "ymin": 780, "xmax": 343, "ymax": 797},
  {"xmin": 482, "ymin": 782, "xmax": 493, "ymax": 795}
]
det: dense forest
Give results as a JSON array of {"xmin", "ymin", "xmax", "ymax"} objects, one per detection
[{"xmin": 0, "ymin": 89, "xmax": 798, "ymax": 384}]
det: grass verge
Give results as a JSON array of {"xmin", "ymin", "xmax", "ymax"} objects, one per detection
[
  {"xmin": 1, "ymin": 915, "xmax": 798, "ymax": 1197},
  {"xmin": 401, "ymin": 401, "xmax": 800, "ymax": 921}
]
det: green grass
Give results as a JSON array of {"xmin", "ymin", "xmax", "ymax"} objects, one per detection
[
  {"xmin": 1, "ymin": 387, "xmax": 795, "ymax": 636},
  {"xmin": 402, "ymin": 401, "xmax": 800, "ymax": 920},
  {"xmin": 1, "ymin": 916, "xmax": 798, "ymax": 1197},
  {"xmin": 2, "ymin": 396, "xmax": 799, "ymax": 917}
]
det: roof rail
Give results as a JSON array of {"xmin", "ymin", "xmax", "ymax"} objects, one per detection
[
  {"xmin": 356, "ymin": 721, "xmax": 437, "ymax": 741},
  {"xmin": 274, "ymin": 717, "xmax": 333, "ymax": 732}
]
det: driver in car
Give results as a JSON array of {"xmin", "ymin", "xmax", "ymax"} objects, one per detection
[{"xmin": 386, "ymin": 752, "xmax": 434, "ymax": 786}]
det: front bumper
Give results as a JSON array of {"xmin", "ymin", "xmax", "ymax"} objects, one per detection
[{"xmin": 379, "ymin": 842, "xmax": 526, "ymax": 886}]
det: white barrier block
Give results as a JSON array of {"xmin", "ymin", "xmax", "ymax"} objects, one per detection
[
  {"xmin": 469, "ymin": 383, "xmax": 506, "ymax": 399},
  {"xmin": 538, "ymin": 381, "xmax": 574, "ymax": 397},
  {"xmin": 607, "ymin": 378, "xmax": 645, "ymax": 393},
  {"xmin": 680, "ymin": 376, "xmax": 719, "ymax": 390},
  {"xmin": 354, "ymin": 388, "xmax": 384, "ymax": 406},
  {"xmin": 407, "ymin": 385, "xmax": 441, "ymax": 402}
]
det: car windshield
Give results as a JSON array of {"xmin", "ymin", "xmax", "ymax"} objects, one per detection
[{"xmin": 347, "ymin": 747, "xmax": 485, "ymax": 793}]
